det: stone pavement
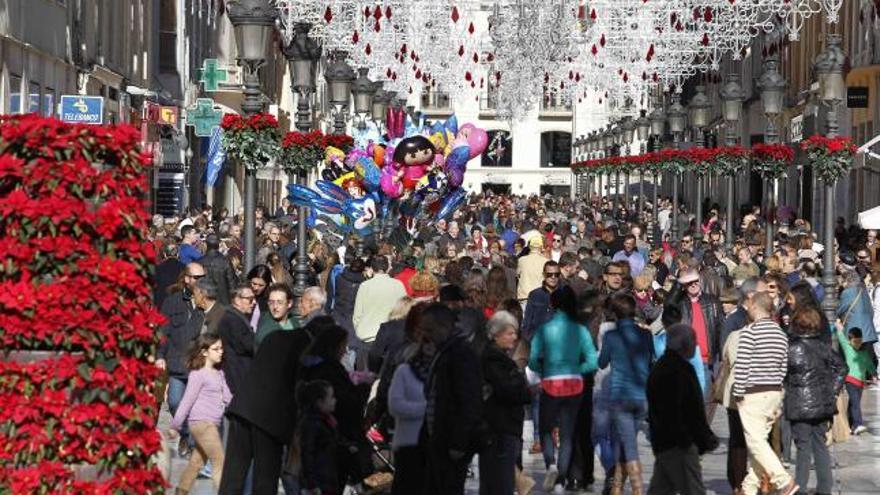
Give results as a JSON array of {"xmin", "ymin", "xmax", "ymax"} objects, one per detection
[{"xmin": 165, "ymin": 388, "xmax": 880, "ymax": 494}]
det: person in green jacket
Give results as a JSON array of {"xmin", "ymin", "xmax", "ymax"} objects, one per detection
[
  {"xmin": 835, "ymin": 321, "xmax": 877, "ymax": 435},
  {"xmin": 255, "ymin": 284, "xmax": 300, "ymax": 349},
  {"xmin": 528, "ymin": 286, "xmax": 598, "ymax": 493}
]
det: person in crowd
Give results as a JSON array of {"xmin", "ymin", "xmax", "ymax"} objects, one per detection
[
  {"xmin": 733, "ymin": 291, "xmax": 798, "ymax": 495},
  {"xmin": 600, "ymin": 261, "xmax": 627, "ymax": 295},
  {"xmin": 517, "ymin": 236, "xmax": 548, "ymax": 302},
  {"xmin": 837, "ymin": 268, "xmax": 878, "ymax": 349},
  {"xmin": 298, "ymin": 286, "xmax": 327, "ymax": 327},
  {"xmin": 201, "ymin": 233, "xmax": 238, "ymax": 304},
  {"xmin": 529, "ymin": 286, "xmax": 598, "ymax": 493},
  {"xmin": 394, "ymin": 255, "xmax": 419, "ymax": 296},
  {"xmin": 835, "ymin": 324, "xmax": 876, "ymax": 435},
  {"xmin": 158, "ymin": 262, "xmax": 207, "ymax": 457},
  {"xmin": 266, "ymin": 251, "xmax": 293, "ymax": 288},
  {"xmin": 297, "ymin": 380, "xmax": 341, "ymax": 495},
  {"xmin": 480, "ymin": 311, "xmax": 533, "ymax": 495},
  {"xmin": 731, "ymin": 246, "xmax": 760, "ymax": 285},
  {"xmin": 332, "ymin": 255, "xmax": 366, "ymax": 342},
  {"xmin": 255, "ymin": 283, "xmax": 298, "ymax": 347},
  {"xmin": 154, "ymin": 243, "xmax": 184, "ymax": 309},
  {"xmin": 785, "ymin": 307, "xmax": 846, "ymax": 494},
  {"xmin": 559, "ymin": 251, "xmax": 590, "ymax": 299},
  {"xmin": 612, "ymin": 234, "xmax": 645, "ymax": 277},
  {"xmin": 170, "ymin": 334, "xmax": 232, "ymax": 494},
  {"xmin": 179, "ymin": 225, "xmax": 204, "ymax": 265},
  {"xmin": 353, "ymin": 256, "xmax": 408, "ymax": 352},
  {"xmin": 646, "ymin": 323, "xmax": 719, "ymax": 495},
  {"xmin": 246, "ymin": 265, "xmax": 273, "ymax": 330},
  {"xmin": 193, "ymin": 278, "xmax": 225, "ymax": 335},
  {"xmin": 522, "ymin": 260, "xmax": 561, "ymax": 342},
  {"xmin": 717, "ymin": 289, "xmax": 748, "ymax": 495},
  {"xmin": 369, "ymin": 296, "xmax": 417, "ymax": 373},
  {"xmin": 255, "ymin": 222, "xmax": 282, "ymax": 266},
  {"xmin": 216, "ymin": 284, "xmax": 256, "ymax": 396},
  {"xmin": 422, "ymin": 303, "xmax": 483, "ymax": 495},
  {"xmin": 598, "ymin": 293, "xmax": 653, "ymax": 495},
  {"xmin": 300, "ymin": 324, "xmax": 372, "ymax": 489},
  {"xmin": 387, "ymin": 310, "xmax": 433, "ymax": 495}
]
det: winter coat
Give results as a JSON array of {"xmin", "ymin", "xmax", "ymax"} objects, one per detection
[
  {"xmin": 837, "ymin": 284, "xmax": 878, "ymax": 344},
  {"xmin": 482, "ymin": 344, "xmax": 531, "ymax": 437},
  {"xmin": 201, "ymin": 248, "xmax": 238, "ymax": 304},
  {"xmin": 217, "ymin": 307, "xmax": 255, "ymax": 396},
  {"xmin": 424, "ymin": 335, "xmax": 483, "ymax": 453},
  {"xmin": 521, "ymin": 286, "xmax": 553, "ymax": 343},
  {"xmin": 153, "ymin": 259, "xmax": 184, "ymax": 309},
  {"xmin": 598, "ymin": 318, "xmax": 653, "ymax": 402},
  {"xmin": 225, "ymin": 329, "xmax": 313, "ymax": 443},
  {"xmin": 784, "ymin": 332, "xmax": 846, "ymax": 422},
  {"xmin": 387, "ymin": 362, "xmax": 426, "ymax": 450},
  {"xmin": 369, "ymin": 319, "xmax": 405, "ymax": 373},
  {"xmin": 298, "ymin": 410, "xmax": 341, "ymax": 493},
  {"xmin": 668, "ymin": 284, "xmax": 724, "ymax": 363},
  {"xmin": 158, "ymin": 291, "xmax": 205, "ymax": 378},
  {"xmin": 300, "ymin": 355, "xmax": 370, "ymax": 445},
  {"xmin": 333, "ymin": 270, "xmax": 365, "ymax": 342},
  {"xmin": 529, "ymin": 312, "xmax": 598, "ymax": 380},
  {"xmin": 646, "ymin": 351, "xmax": 717, "ymax": 455}
]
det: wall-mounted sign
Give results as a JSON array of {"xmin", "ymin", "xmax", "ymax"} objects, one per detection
[{"xmin": 59, "ymin": 95, "xmax": 104, "ymax": 124}]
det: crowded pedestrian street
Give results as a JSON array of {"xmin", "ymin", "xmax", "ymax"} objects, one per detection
[{"xmin": 4, "ymin": 1, "xmax": 880, "ymax": 495}]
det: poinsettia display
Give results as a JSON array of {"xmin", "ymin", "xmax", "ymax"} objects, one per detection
[
  {"xmin": 713, "ymin": 145, "xmax": 750, "ymax": 177},
  {"xmin": 321, "ymin": 133, "xmax": 354, "ymax": 153},
  {"xmin": 279, "ymin": 130, "xmax": 325, "ymax": 174},
  {"xmin": 750, "ymin": 143, "xmax": 794, "ymax": 180},
  {"xmin": 801, "ymin": 134, "xmax": 856, "ymax": 183},
  {"xmin": 0, "ymin": 115, "xmax": 165, "ymax": 493},
  {"xmin": 220, "ymin": 113, "xmax": 281, "ymax": 170}
]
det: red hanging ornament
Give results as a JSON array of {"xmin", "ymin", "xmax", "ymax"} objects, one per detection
[
  {"xmin": 473, "ymin": 52, "xmax": 479, "ymax": 63},
  {"xmin": 642, "ymin": 71, "xmax": 647, "ymax": 80},
  {"xmin": 411, "ymin": 50, "xmax": 416, "ymax": 60},
  {"xmin": 352, "ymin": 31, "xmax": 359, "ymax": 44},
  {"xmin": 623, "ymin": 73, "xmax": 629, "ymax": 82},
  {"xmin": 400, "ymin": 43, "xmax": 407, "ymax": 54},
  {"xmin": 600, "ymin": 33, "xmax": 606, "ymax": 47},
  {"xmin": 486, "ymin": 53, "xmax": 495, "ymax": 62},
  {"xmin": 365, "ymin": 43, "xmax": 372, "ymax": 55},
  {"xmin": 575, "ymin": 73, "xmax": 581, "ymax": 82},
  {"xmin": 591, "ymin": 44, "xmax": 598, "ymax": 56},
  {"xmin": 451, "ymin": 5, "xmax": 460, "ymax": 23},
  {"xmin": 468, "ymin": 22, "xmax": 475, "ymax": 35},
  {"xmin": 458, "ymin": 45, "xmax": 465, "ymax": 57},
  {"xmin": 364, "ymin": 6, "xmax": 371, "ymax": 18},
  {"xmin": 324, "ymin": 6, "xmax": 333, "ymax": 23},
  {"xmin": 701, "ymin": 33, "xmax": 709, "ymax": 46},
  {"xmin": 465, "ymin": 71, "xmax": 472, "ymax": 81},
  {"xmin": 646, "ymin": 43, "xmax": 655, "ymax": 61},
  {"xmin": 374, "ymin": 20, "xmax": 381, "ymax": 32},
  {"xmin": 495, "ymin": 71, "xmax": 501, "ymax": 81},
  {"xmin": 590, "ymin": 8, "xmax": 597, "ymax": 20},
  {"xmin": 569, "ymin": 70, "xmax": 574, "ymax": 80},
  {"xmin": 374, "ymin": 6, "xmax": 382, "ymax": 20},
  {"xmin": 652, "ymin": 72, "xmax": 659, "ymax": 82},
  {"xmin": 391, "ymin": 72, "xmax": 398, "ymax": 80},
  {"xmin": 471, "ymin": 81, "xmax": 476, "ymax": 88},
  {"xmin": 386, "ymin": 68, "xmax": 392, "ymax": 78},
  {"xmin": 693, "ymin": 7, "xmax": 700, "ymax": 21},
  {"xmin": 704, "ymin": 7, "xmax": 713, "ymax": 22},
  {"xmin": 385, "ymin": 6, "xmax": 392, "ymax": 19}
]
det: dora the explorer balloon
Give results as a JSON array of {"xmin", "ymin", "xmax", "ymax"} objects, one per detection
[{"xmin": 381, "ymin": 135, "xmax": 434, "ymax": 198}]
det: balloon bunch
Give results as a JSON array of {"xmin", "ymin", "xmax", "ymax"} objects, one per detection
[{"xmin": 287, "ymin": 114, "xmax": 488, "ymax": 239}]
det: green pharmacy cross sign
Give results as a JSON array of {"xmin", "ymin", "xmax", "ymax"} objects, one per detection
[
  {"xmin": 199, "ymin": 59, "xmax": 228, "ymax": 92},
  {"xmin": 186, "ymin": 98, "xmax": 222, "ymax": 137}
]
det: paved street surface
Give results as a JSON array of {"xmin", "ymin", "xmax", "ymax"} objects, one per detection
[{"xmin": 164, "ymin": 388, "xmax": 880, "ymax": 494}]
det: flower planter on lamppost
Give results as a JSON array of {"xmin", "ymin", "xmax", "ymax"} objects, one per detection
[
  {"xmin": 689, "ymin": 85, "xmax": 712, "ymax": 239},
  {"xmin": 667, "ymin": 93, "xmax": 687, "ymax": 242},
  {"xmin": 649, "ymin": 103, "xmax": 666, "ymax": 242},
  {"xmin": 227, "ymin": 0, "xmax": 276, "ymax": 273},
  {"xmin": 757, "ymin": 56, "xmax": 787, "ymax": 259},
  {"xmin": 720, "ymin": 72, "xmax": 745, "ymax": 250},
  {"xmin": 814, "ymin": 33, "xmax": 847, "ymax": 321},
  {"xmin": 636, "ymin": 110, "xmax": 651, "ymax": 215}
]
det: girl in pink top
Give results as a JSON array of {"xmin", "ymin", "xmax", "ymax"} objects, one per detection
[{"xmin": 170, "ymin": 334, "xmax": 232, "ymax": 493}]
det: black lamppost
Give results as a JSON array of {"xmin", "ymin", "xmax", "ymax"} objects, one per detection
[
  {"xmin": 283, "ymin": 21, "xmax": 321, "ymax": 308},
  {"xmin": 649, "ymin": 103, "xmax": 666, "ymax": 240},
  {"xmin": 667, "ymin": 94, "xmax": 687, "ymax": 241},
  {"xmin": 757, "ymin": 55, "xmax": 787, "ymax": 258},
  {"xmin": 324, "ymin": 51, "xmax": 355, "ymax": 135},
  {"xmin": 227, "ymin": 0, "xmax": 276, "ymax": 272},
  {"xmin": 351, "ymin": 68, "xmax": 377, "ymax": 130},
  {"xmin": 689, "ymin": 84, "xmax": 711, "ymax": 238},
  {"xmin": 636, "ymin": 110, "xmax": 650, "ymax": 215},
  {"xmin": 720, "ymin": 72, "xmax": 745, "ymax": 250},
  {"xmin": 815, "ymin": 33, "xmax": 847, "ymax": 321}
]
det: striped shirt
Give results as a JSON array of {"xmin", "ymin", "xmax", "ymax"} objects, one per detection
[{"xmin": 733, "ymin": 318, "xmax": 788, "ymax": 397}]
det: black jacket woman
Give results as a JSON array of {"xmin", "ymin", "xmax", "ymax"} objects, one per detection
[
  {"xmin": 479, "ymin": 310, "xmax": 532, "ymax": 495},
  {"xmin": 784, "ymin": 307, "xmax": 846, "ymax": 495}
]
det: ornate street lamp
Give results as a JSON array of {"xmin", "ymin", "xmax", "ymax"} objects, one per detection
[
  {"xmin": 815, "ymin": 33, "xmax": 847, "ymax": 320},
  {"xmin": 689, "ymin": 85, "xmax": 712, "ymax": 238},
  {"xmin": 351, "ymin": 68, "xmax": 377, "ymax": 130},
  {"xmin": 758, "ymin": 55, "xmax": 787, "ymax": 257},
  {"xmin": 324, "ymin": 51, "xmax": 355, "ymax": 135},
  {"xmin": 720, "ymin": 72, "xmax": 745, "ymax": 250},
  {"xmin": 649, "ymin": 105, "xmax": 666, "ymax": 151},
  {"xmin": 227, "ymin": 0, "xmax": 275, "ymax": 273},
  {"xmin": 667, "ymin": 94, "xmax": 686, "ymax": 241},
  {"xmin": 284, "ymin": 23, "xmax": 321, "ymax": 133}
]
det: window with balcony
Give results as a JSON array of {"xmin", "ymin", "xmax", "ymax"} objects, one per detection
[
  {"xmin": 540, "ymin": 131, "xmax": 571, "ymax": 168},
  {"xmin": 421, "ymin": 90, "xmax": 451, "ymax": 110},
  {"xmin": 482, "ymin": 130, "xmax": 512, "ymax": 167},
  {"xmin": 540, "ymin": 92, "xmax": 572, "ymax": 113},
  {"xmin": 159, "ymin": 0, "xmax": 178, "ymax": 73}
]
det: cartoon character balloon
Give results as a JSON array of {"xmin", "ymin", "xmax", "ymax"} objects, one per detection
[{"xmin": 381, "ymin": 135, "xmax": 435, "ymax": 199}]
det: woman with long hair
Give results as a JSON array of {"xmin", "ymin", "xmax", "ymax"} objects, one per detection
[
  {"xmin": 485, "ymin": 266, "xmax": 513, "ymax": 315},
  {"xmin": 529, "ymin": 286, "xmax": 599, "ymax": 493},
  {"xmin": 170, "ymin": 334, "xmax": 231, "ymax": 494},
  {"xmin": 267, "ymin": 252, "xmax": 293, "ymax": 289},
  {"xmin": 246, "ymin": 264, "xmax": 272, "ymax": 330}
]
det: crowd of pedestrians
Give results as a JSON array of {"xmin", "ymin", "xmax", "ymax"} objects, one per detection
[{"xmin": 152, "ymin": 192, "xmax": 880, "ymax": 495}]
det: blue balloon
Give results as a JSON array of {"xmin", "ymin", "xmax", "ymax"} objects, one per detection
[
  {"xmin": 314, "ymin": 180, "xmax": 347, "ymax": 202},
  {"xmin": 445, "ymin": 115, "xmax": 458, "ymax": 136},
  {"xmin": 435, "ymin": 188, "xmax": 467, "ymax": 221},
  {"xmin": 287, "ymin": 183, "xmax": 322, "ymax": 207}
]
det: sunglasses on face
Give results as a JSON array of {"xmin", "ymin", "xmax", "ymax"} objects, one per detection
[{"xmin": 544, "ymin": 272, "xmax": 561, "ymax": 278}]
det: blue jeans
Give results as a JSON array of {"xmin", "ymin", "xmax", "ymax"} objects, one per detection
[
  {"xmin": 845, "ymin": 382, "xmax": 864, "ymax": 428},
  {"xmin": 792, "ymin": 421, "xmax": 833, "ymax": 494},
  {"xmin": 610, "ymin": 400, "xmax": 648, "ymax": 463},
  {"xmin": 168, "ymin": 376, "xmax": 192, "ymax": 445},
  {"xmin": 530, "ymin": 388, "xmax": 541, "ymax": 443},
  {"xmin": 539, "ymin": 393, "xmax": 581, "ymax": 480},
  {"xmin": 592, "ymin": 399, "xmax": 618, "ymax": 474}
]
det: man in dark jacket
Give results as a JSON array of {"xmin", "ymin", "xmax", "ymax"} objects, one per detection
[
  {"xmin": 332, "ymin": 256, "xmax": 366, "ymax": 344},
  {"xmin": 646, "ymin": 323, "xmax": 718, "ymax": 495},
  {"xmin": 200, "ymin": 234, "xmax": 238, "ymax": 304},
  {"xmin": 153, "ymin": 243, "xmax": 184, "ymax": 309},
  {"xmin": 423, "ymin": 303, "xmax": 483, "ymax": 495},
  {"xmin": 156, "ymin": 262, "xmax": 206, "ymax": 454},
  {"xmin": 217, "ymin": 284, "xmax": 256, "ymax": 396},
  {"xmin": 219, "ymin": 324, "xmax": 315, "ymax": 495},
  {"xmin": 522, "ymin": 261, "xmax": 560, "ymax": 342}
]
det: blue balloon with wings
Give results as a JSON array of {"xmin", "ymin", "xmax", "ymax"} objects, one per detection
[{"xmin": 287, "ymin": 179, "xmax": 381, "ymax": 237}]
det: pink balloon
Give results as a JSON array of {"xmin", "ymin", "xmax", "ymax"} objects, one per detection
[{"xmin": 458, "ymin": 124, "xmax": 488, "ymax": 159}]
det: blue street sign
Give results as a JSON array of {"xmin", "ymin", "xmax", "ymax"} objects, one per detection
[{"xmin": 59, "ymin": 95, "xmax": 104, "ymax": 125}]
